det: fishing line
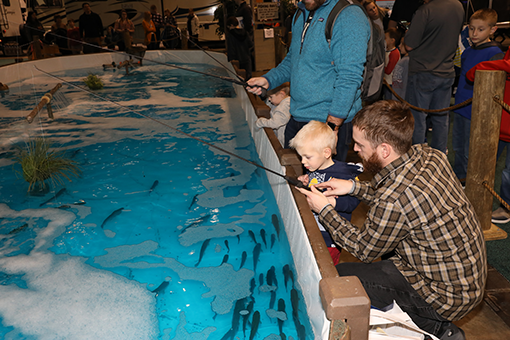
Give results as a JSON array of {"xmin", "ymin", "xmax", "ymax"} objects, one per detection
[
  {"xmin": 33, "ymin": 66, "xmax": 305, "ymax": 189},
  {"xmin": 19, "ymin": 23, "xmax": 266, "ymax": 96},
  {"xmin": 185, "ymin": 37, "xmax": 245, "ymax": 83}
]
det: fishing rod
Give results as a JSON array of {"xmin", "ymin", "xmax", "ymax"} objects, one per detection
[
  {"xmin": 18, "ymin": 23, "xmax": 266, "ymax": 96},
  {"xmin": 185, "ymin": 37, "xmax": 246, "ymax": 83},
  {"xmin": 33, "ymin": 66, "xmax": 305, "ymax": 189}
]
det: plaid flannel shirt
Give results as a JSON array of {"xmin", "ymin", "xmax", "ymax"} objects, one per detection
[{"xmin": 319, "ymin": 144, "xmax": 487, "ymax": 321}]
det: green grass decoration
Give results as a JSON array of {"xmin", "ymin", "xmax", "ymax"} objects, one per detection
[
  {"xmin": 14, "ymin": 138, "xmax": 81, "ymax": 192},
  {"xmin": 83, "ymin": 73, "xmax": 103, "ymax": 90}
]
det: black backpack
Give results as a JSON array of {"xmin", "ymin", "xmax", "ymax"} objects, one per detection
[{"xmin": 295, "ymin": 0, "xmax": 385, "ymax": 102}]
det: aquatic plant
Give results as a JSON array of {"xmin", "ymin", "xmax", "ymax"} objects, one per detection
[
  {"xmin": 13, "ymin": 138, "xmax": 81, "ymax": 192},
  {"xmin": 83, "ymin": 73, "xmax": 103, "ymax": 90}
]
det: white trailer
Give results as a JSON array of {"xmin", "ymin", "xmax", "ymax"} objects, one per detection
[
  {"xmin": 0, "ymin": 0, "xmax": 26, "ymax": 39},
  {"xmin": 32, "ymin": 0, "xmax": 221, "ymax": 43}
]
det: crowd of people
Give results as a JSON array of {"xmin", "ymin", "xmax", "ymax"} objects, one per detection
[
  {"xmin": 22, "ymin": 3, "xmax": 195, "ymax": 56},
  {"xmin": 18, "ymin": 1, "xmax": 510, "ymax": 339},
  {"xmin": 248, "ymin": 1, "xmax": 508, "ymax": 340}
]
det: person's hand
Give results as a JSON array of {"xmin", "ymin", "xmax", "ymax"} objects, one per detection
[
  {"xmin": 326, "ymin": 115, "xmax": 345, "ymax": 132},
  {"xmin": 297, "ymin": 174, "xmax": 309, "ymax": 187},
  {"xmin": 296, "ymin": 185, "xmax": 331, "ymax": 213},
  {"xmin": 246, "ymin": 77, "xmax": 269, "ymax": 96},
  {"xmin": 314, "ymin": 178, "xmax": 353, "ymax": 197}
]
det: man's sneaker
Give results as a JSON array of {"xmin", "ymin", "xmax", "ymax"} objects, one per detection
[
  {"xmin": 491, "ymin": 207, "xmax": 510, "ymax": 224},
  {"xmin": 439, "ymin": 324, "xmax": 465, "ymax": 340}
]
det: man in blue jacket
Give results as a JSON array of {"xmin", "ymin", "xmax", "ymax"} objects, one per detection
[{"xmin": 247, "ymin": 0, "xmax": 370, "ymax": 161}]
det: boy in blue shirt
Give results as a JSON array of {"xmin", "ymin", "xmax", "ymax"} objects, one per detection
[
  {"xmin": 453, "ymin": 8, "xmax": 503, "ymax": 183},
  {"xmin": 290, "ymin": 121, "xmax": 362, "ymax": 265}
]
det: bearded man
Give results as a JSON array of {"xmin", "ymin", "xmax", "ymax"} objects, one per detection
[
  {"xmin": 247, "ymin": 0, "xmax": 369, "ymax": 162},
  {"xmin": 298, "ymin": 101, "xmax": 486, "ymax": 340}
]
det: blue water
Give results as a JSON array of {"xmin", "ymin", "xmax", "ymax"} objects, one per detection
[{"xmin": 0, "ymin": 63, "xmax": 314, "ymax": 339}]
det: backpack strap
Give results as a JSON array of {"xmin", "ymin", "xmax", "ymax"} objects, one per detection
[
  {"xmin": 325, "ymin": 0, "xmax": 350, "ymax": 46},
  {"xmin": 293, "ymin": 8, "xmax": 303, "ymax": 26}
]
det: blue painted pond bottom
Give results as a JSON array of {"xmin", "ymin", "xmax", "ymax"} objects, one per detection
[{"xmin": 0, "ymin": 51, "xmax": 329, "ymax": 339}]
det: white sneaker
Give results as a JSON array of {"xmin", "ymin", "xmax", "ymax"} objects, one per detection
[{"xmin": 491, "ymin": 207, "xmax": 510, "ymax": 224}]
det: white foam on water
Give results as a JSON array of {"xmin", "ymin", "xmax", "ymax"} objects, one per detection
[{"xmin": 0, "ymin": 204, "xmax": 158, "ymax": 339}]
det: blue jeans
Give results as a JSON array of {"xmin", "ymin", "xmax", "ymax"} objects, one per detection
[
  {"xmin": 406, "ymin": 73, "xmax": 454, "ymax": 154},
  {"xmin": 452, "ymin": 113, "xmax": 471, "ymax": 180},
  {"xmin": 284, "ymin": 117, "xmax": 352, "ymax": 162},
  {"xmin": 337, "ymin": 260, "xmax": 449, "ymax": 336},
  {"xmin": 497, "ymin": 141, "xmax": 510, "ymax": 206}
]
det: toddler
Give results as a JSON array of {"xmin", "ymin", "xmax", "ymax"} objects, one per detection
[
  {"xmin": 290, "ymin": 121, "xmax": 362, "ymax": 264},
  {"xmin": 255, "ymin": 84, "xmax": 291, "ymax": 147}
]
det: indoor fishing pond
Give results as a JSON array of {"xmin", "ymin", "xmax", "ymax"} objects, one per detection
[{"xmin": 0, "ymin": 53, "xmax": 318, "ymax": 339}]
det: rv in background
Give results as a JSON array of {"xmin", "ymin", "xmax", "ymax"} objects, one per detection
[
  {"xmin": 0, "ymin": 0, "xmax": 27, "ymax": 54},
  {"xmin": 30, "ymin": 0, "xmax": 221, "ymax": 44}
]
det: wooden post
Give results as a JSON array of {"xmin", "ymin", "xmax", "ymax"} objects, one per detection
[
  {"xmin": 181, "ymin": 29, "xmax": 188, "ymax": 49},
  {"xmin": 465, "ymin": 70, "xmax": 507, "ymax": 240}
]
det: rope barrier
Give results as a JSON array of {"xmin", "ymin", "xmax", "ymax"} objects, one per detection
[
  {"xmin": 383, "ymin": 79, "xmax": 472, "ymax": 114},
  {"xmin": 493, "ymin": 95, "xmax": 510, "ymax": 113},
  {"xmin": 482, "ymin": 181, "xmax": 510, "ymax": 211}
]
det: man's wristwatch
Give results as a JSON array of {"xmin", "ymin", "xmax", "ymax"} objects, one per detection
[{"xmin": 327, "ymin": 121, "xmax": 340, "ymax": 131}]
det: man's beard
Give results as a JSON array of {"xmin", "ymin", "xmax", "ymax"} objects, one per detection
[
  {"xmin": 362, "ymin": 151, "xmax": 384, "ymax": 175},
  {"xmin": 305, "ymin": 0, "xmax": 326, "ymax": 11}
]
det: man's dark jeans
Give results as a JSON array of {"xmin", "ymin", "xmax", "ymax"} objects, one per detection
[{"xmin": 337, "ymin": 260, "xmax": 449, "ymax": 336}]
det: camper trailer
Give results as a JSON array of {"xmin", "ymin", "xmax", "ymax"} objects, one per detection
[{"xmin": 0, "ymin": 0, "xmax": 26, "ymax": 53}]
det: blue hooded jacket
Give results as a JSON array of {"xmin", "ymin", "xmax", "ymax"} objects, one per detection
[{"xmin": 263, "ymin": 0, "xmax": 369, "ymax": 123}]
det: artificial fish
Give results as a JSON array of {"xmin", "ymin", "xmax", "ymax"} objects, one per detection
[
  {"xmin": 149, "ymin": 180, "xmax": 159, "ymax": 194},
  {"xmin": 249, "ymin": 311, "xmax": 260, "ymax": 340},
  {"xmin": 68, "ymin": 148, "xmax": 80, "ymax": 158},
  {"xmin": 188, "ymin": 194, "xmax": 198, "ymax": 210},
  {"xmin": 267, "ymin": 266, "xmax": 277, "ymax": 287},
  {"xmin": 242, "ymin": 300, "xmax": 254, "ymax": 336},
  {"xmin": 221, "ymin": 254, "xmax": 229, "ymax": 265},
  {"xmin": 39, "ymin": 188, "xmax": 66, "ymax": 207},
  {"xmin": 225, "ymin": 240, "xmax": 230, "ymax": 252},
  {"xmin": 291, "ymin": 289, "xmax": 306, "ymax": 340},
  {"xmin": 248, "ymin": 230, "xmax": 257, "ymax": 243},
  {"xmin": 239, "ymin": 251, "xmax": 247, "ymax": 270},
  {"xmin": 180, "ymin": 214, "xmax": 211, "ymax": 234},
  {"xmin": 8, "ymin": 223, "xmax": 28, "ymax": 235},
  {"xmin": 73, "ymin": 200, "xmax": 86, "ymax": 205},
  {"xmin": 272, "ymin": 214, "xmax": 280, "ymax": 239},
  {"xmin": 260, "ymin": 229, "xmax": 267, "ymax": 248},
  {"xmin": 151, "ymin": 281, "xmax": 169, "ymax": 296},
  {"xmin": 270, "ymin": 291, "xmax": 276, "ymax": 309},
  {"xmin": 195, "ymin": 238, "xmax": 211, "ymax": 267},
  {"xmin": 283, "ymin": 264, "xmax": 294, "ymax": 290},
  {"xmin": 270, "ymin": 233, "xmax": 276, "ymax": 250},
  {"xmin": 253, "ymin": 243, "xmax": 261, "ymax": 273},
  {"xmin": 278, "ymin": 299, "xmax": 286, "ymax": 334},
  {"xmin": 221, "ymin": 298, "xmax": 244, "ymax": 340},
  {"xmin": 291, "ymin": 288, "xmax": 299, "ymax": 319},
  {"xmin": 100, "ymin": 207, "xmax": 124, "ymax": 229}
]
